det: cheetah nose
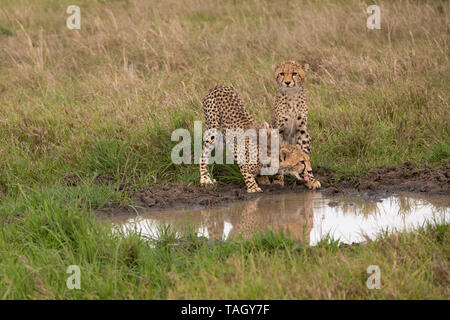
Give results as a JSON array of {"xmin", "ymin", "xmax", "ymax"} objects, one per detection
[{"xmin": 284, "ymin": 81, "xmax": 291, "ymax": 86}]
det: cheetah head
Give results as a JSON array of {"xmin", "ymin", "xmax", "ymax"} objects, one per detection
[
  {"xmin": 279, "ymin": 144, "xmax": 313, "ymax": 182},
  {"xmin": 274, "ymin": 61, "xmax": 309, "ymax": 89}
]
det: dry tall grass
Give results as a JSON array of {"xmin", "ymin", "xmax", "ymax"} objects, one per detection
[{"xmin": 0, "ymin": 0, "xmax": 448, "ymax": 190}]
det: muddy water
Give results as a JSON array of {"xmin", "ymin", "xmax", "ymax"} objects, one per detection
[{"xmin": 110, "ymin": 192, "xmax": 449, "ymax": 245}]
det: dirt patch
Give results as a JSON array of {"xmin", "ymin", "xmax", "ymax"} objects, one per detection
[
  {"xmin": 62, "ymin": 173, "xmax": 81, "ymax": 186},
  {"xmin": 63, "ymin": 172, "xmax": 129, "ymax": 189},
  {"xmin": 134, "ymin": 183, "xmax": 247, "ymax": 209},
  {"xmin": 93, "ymin": 173, "xmax": 116, "ymax": 185},
  {"xmin": 96, "ymin": 162, "xmax": 449, "ymax": 217}
]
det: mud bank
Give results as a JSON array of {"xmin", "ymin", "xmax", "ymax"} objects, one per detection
[
  {"xmin": 95, "ymin": 163, "xmax": 449, "ymax": 217},
  {"xmin": 316, "ymin": 162, "xmax": 449, "ymax": 196}
]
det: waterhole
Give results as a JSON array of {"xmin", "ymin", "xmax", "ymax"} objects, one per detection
[{"xmin": 110, "ymin": 192, "xmax": 449, "ymax": 245}]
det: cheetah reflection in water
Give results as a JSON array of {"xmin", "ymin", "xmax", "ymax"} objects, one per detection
[{"xmin": 200, "ymin": 192, "xmax": 314, "ymax": 243}]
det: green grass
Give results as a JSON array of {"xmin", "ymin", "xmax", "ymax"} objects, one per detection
[{"xmin": 0, "ymin": 0, "xmax": 449, "ymax": 299}]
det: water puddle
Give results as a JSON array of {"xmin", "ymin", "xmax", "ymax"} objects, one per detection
[{"xmin": 110, "ymin": 192, "xmax": 449, "ymax": 245}]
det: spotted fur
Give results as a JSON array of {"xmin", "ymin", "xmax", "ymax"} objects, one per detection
[
  {"xmin": 200, "ymin": 85, "xmax": 313, "ymax": 193},
  {"xmin": 271, "ymin": 61, "xmax": 321, "ymax": 190}
]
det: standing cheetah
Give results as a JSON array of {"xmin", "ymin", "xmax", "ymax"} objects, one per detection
[
  {"xmin": 271, "ymin": 61, "xmax": 321, "ymax": 190},
  {"xmin": 200, "ymin": 85, "xmax": 314, "ymax": 193}
]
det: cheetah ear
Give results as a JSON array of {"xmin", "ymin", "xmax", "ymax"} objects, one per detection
[
  {"xmin": 280, "ymin": 147, "xmax": 289, "ymax": 162},
  {"xmin": 274, "ymin": 65, "xmax": 281, "ymax": 77}
]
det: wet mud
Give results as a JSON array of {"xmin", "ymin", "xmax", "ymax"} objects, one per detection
[{"xmin": 317, "ymin": 162, "xmax": 449, "ymax": 196}]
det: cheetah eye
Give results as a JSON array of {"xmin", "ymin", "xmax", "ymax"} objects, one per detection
[
  {"xmin": 279, "ymin": 72, "xmax": 285, "ymax": 76},
  {"xmin": 292, "ymin": 72, "xmax": 298, "ymax": 76}
]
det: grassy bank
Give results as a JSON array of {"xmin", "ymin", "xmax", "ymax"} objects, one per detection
[{"xmin": 0, "ymin": 0, "xmax": 449, "ymax": 299}]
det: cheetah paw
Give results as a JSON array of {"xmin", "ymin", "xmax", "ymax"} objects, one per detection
[
  {"xmin": 247, "ymin": 187, "xmax": 263, "ymax": 193},
  {"xmin": 305, "ymin": 180, "xmax": 321, "ymax": 190},
  {"xmin": 200, "ymin": 176, "xmax": 216, "ymax": 186}
]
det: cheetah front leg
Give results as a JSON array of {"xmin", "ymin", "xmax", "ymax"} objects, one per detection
[
  {"xmin": 199, "ymin": 129, "xmax": 218, "ymax": 186},
  {"xmin": 297, "ymin": 132, "xmax": 321, "ymax": 190},
  {"xmin": 239, "ymin": 164, "xmax": 262, "ymax": 193}
]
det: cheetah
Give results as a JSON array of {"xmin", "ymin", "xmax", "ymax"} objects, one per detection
[
  {"xmin": 199, "ymin": 85, "xmax": 313, "ymax": 193},
  {"xmin": 271, "ymin": 61, "xmax": 321, "ymax": 190}
]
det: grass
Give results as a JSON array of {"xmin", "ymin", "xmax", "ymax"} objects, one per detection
[
  {"xmin": 0, "ymin": 186, "xmax": 448, "ymax": 299},
  {"xmin": 0, "ymin": 0, "xmax": 449, "ymax": 299}
]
